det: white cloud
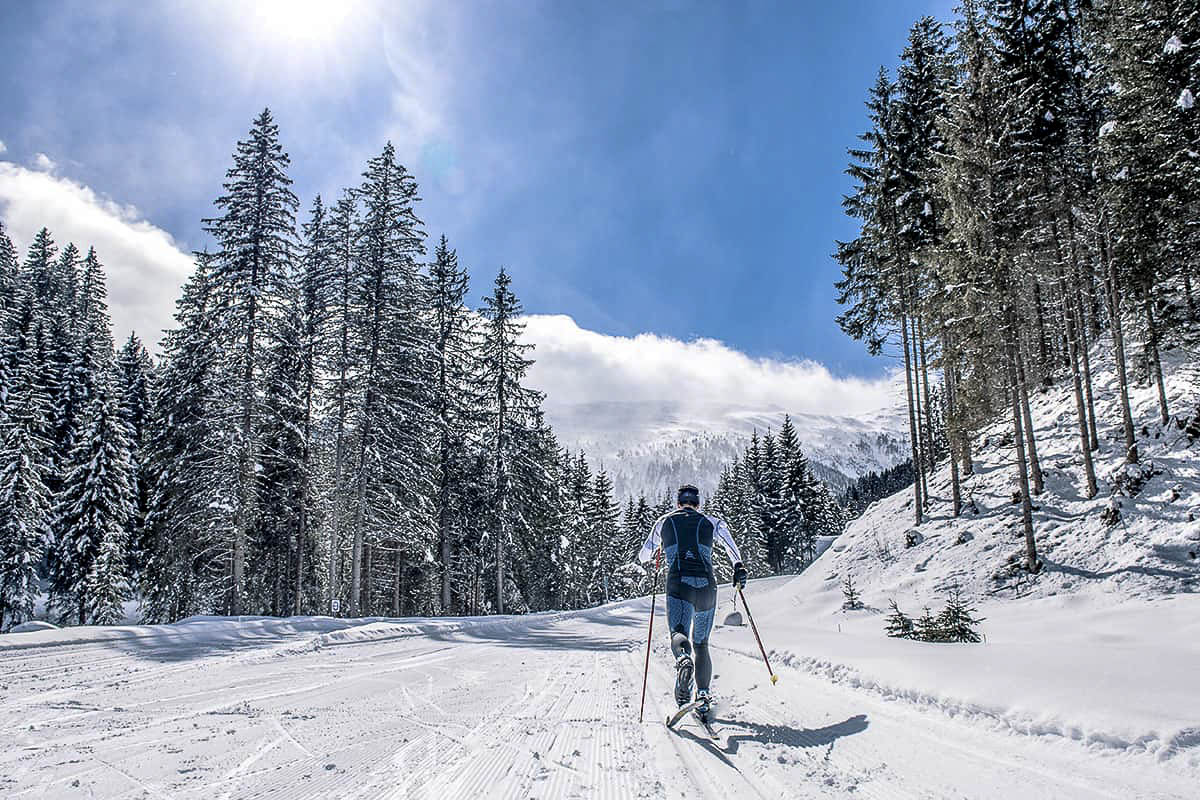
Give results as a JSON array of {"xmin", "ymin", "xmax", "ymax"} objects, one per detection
[
  {"xmin": 31, "ymin": 152, "xmax": 56, "ymax": 171},
  {"xmin": 522, "ymin": 314, "xmax": 897, "ymax": 420},
  {"xmin": 0, "ymin": 140, "xmax": 7, "ymax": 154},
  {"xmin": 0, "ymin": 163, "xmax": 194, "ymax": 348}
]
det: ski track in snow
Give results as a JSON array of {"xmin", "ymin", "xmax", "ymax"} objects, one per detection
[{"xmin": 2, "ymin": 591, "xmax": 1195, "ymax": 799}]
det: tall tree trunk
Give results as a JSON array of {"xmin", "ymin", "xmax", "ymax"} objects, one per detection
[
  {"xmin": 942, "ymin": 340, "xmax": 963, "ymax": 517},
  {"xmin": 1054, "ymin": 256, "xmax": 1098, "ymax": 499},
  {"xmin": 1007, "ymin": 332, "xmax": 1039, "ymax": 573},
  {"xmin": 1144, "ymin": 297, "xmax": 1169, "ymax": 426},
  {"xmin": 899, "ymin": 311, "xmax": 923, "ymax": 524},
  {"xmin": 1183, "ymin": 273, "xmax": 1197, "ymax": 321},
  {"xmin": 1015, "ymin": 343, "xmax": 1044, "ymax": 495},
  {"xmin": 1104, "ymin": 240, "xmax": 1139, "ymax": 463},
  {"xmin": 393, "ymin": 550, "xmax": 402, "ymax": 617},
  {"xmin": 1031, "ymin": 279, "xmax": 1050, "ymax": 379},
  {"xmin": 1073, "ymin": 280, "xmax": 1100, "ymax": 451},
  {"xmin": 917, "ymin": 313, "xmax": 938, "ymax": 472},
  {"xmin": 910, "ymin": 314, "xmax": 930, "ymax": 507}
]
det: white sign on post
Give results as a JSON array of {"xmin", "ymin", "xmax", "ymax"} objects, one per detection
[{"xmin": 331, "ymin": 599, "xmax": 341, "ymax": 614}]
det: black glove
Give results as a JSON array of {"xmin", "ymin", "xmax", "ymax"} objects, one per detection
[{"xmin": 732, "ymin": 562, "xmax": 747, "ymax": 590}]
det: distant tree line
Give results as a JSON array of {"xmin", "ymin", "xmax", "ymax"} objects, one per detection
[
  {"xmin": 0, "ymin": 110, "xmax": 678, "ymax": 630},
  {"xmin": 835, "ymin": 2, "xmax": 1199, "ymax": 574},
  {"xmin": 840, "ymin": 459, "xmax": 917, "ymax": 518},
  {"xmin": 706, "ymin": 417, "xmax": 847, "ymax": 578}
]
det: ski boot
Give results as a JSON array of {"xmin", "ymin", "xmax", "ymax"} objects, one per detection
[
  {"xmin": 674, "ymin": 652, "xmax": 694, "ymax": 707},
  {"xmin": 695, "ymin": 688, "xmax": 714, "ymax": 722}
]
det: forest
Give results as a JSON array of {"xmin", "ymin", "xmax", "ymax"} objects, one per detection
[
  {"xmin": 835, "ymin": 0, "xmax": 1200, "ymax": 573},
  {"xmin": 0, "ymin": 112, "xmax": 847, "ymax": 630}
]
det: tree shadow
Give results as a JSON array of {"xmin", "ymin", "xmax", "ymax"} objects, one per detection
[{"xmin": 717, "ymin": 713, "xmax": 869, "ymax": 756}]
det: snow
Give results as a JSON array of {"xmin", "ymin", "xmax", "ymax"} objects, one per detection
[
  {"xmin": 1178, "ymin": 89, "xmax": 1195, "ymax": 111},
  {"xmin": 7, "ymin": 620, "xmax": 58, "ymax": 633},
  {"xmin": 1164, "ymin": 36, "xmax": 1183, "ymax": 55},
  {"xmin": 2, "ymin": 582, "xmax": 1195, "ymax": 797}
]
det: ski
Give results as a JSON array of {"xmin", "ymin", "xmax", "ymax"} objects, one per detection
[
  {"xmin": 665, "ymin": 699, "xmax": 705, "ymax": 729},
  {"xmin": 694, "ymin": 711, "xmax": 720, "ymax": 739}
]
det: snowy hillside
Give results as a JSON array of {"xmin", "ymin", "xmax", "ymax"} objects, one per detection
[
  {"xmin": 807, "ymin": 336, "xmax": 1200, "ymax": 606},
  {"xmin": 546, "ymin": 400, "xmax": 908, "ymax": 500}
]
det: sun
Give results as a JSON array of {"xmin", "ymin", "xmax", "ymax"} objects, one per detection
[{"xmin": 248, "ymin": 0, "xmax": 357, "ymax": 45}]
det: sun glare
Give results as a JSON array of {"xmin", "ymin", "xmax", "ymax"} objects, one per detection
[{"xmin": 248, "ymin": 0, "xmax": 356, "ymax": 44}]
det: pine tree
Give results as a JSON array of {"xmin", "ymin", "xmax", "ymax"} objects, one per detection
[
  {"xmin": 841, "ymin": 574, "xmax": 864, "ymax": 611},
  {"xmin": 142, "ymin": 256, "xmax": 237, "ymax": 622},
  {"xmin": 345, "ymin": 141, "xmax": 429, "ymax": 617},
  {"xmin": 884, "ymin": 599, "xmax": 915, "ymax": 639},
  {"xmin": 428, "ymin": 235, "xmax": 486, "ymax": 613},
  {"xmin": 50, "ymin": 382, "xmax": 135, "ymax": 625},
  {"xmin": 202, "ymin": 108, "xmax": 299, "ymax": 615},
  {"xmin": 479, "ymin": 268, "xmax": 542, "ymax": 614},
  {"xmin": 114, "ymin": 333, "xmax": 155, "ymax": 569},
  {"xmin": 0, "ymin": 352, "xmax": 51, "ymax": 631},
  {"xmin": 936, "ymin": 584, "xmax": 985, "ymax": 643}
]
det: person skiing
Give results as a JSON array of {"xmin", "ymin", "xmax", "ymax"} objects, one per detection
[{"xmin": 639, "ymin": 483, "xmax": 747, "ymax": 723}]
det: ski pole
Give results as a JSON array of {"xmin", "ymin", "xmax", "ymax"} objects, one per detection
[
  {"xmin": 638, "ymin": 549, "xmax": 661, "ymax": 723},
  {"xmin": 738, "ymin": 587, "xmax": 778, "ymax": 685}
]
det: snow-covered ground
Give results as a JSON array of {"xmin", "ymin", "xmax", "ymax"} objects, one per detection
[{"xmin": 2, "ymin": 576, "xmax": 1196, "ymax": 798}]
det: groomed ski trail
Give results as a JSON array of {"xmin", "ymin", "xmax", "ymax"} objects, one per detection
[{"xmin": 2, "ymin": 588, "xmax": 1194, "ymax": 799}]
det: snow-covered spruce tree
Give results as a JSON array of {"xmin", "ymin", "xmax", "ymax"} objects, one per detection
[
  {"xmin": 202, "ymin": 108, "xmax": 298, "ymax": 615},
  {"xmin": 937, "ymin": 0, "xmax": 1041, "ymax": 572},
  {"xmin": 936, "ymin": 584, "xmax": 985, "ymax": 643},
  {"xmin": 50, "ymin": 382, "xmax": 134, "ymax": 625},
  {"xmin": 252, "ymin": 195, "xmax": 333, "ymax": 616},
  {"xmin": 141, "ymin": 256, "xmax": 237, "ymax": 622},
  {"xmin": 0, "ymin": 341, "xmax": 51, "ymax": 631},
  {"xmin": 504, "ymin": 412, "xmax": 564, "ymax": 613},
  {"xmin": 428, "ymin": 235, "xmax": 487, "ymax": 614},
  {"xmin": 884, "ymin": 599, "xmax": 915, "ymax": 639},
  {"xmin": 835, "ymin": 68, "xmax": 928, "ymax": 526},
  {"xmin": 0, "ymin": 220, "xmax": 18, "ymax": 325},
  {"xmin": 479, "ymin": 268, "xmax": 543, "ymax": 614},
  {"xmin": 322, "ymin": 189, "xmax": 359, "ymax": 614},
  {"xmin": 47, "ymin": 246, "xmax": 120, "ymax": 623},
  {"xmin": 345, "ymin": 142, "xmax": 431, "ymax": 617},
  {"xmin": 841, "ymin": 574, "xmax": 864, "ymax": 611},
  {"xmin": 1093, "ymin": 0, "xmax": 1198, "ymax": 431},
  {"xmin": 591, "ymin": 468, "xmax": 622, "ymax": 603},
  {"xmin": 114, "ymin": 333, "xmax": 155, "ymax": 571}
]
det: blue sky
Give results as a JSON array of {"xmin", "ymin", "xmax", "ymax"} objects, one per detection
[{"xmin": 0, "ymin": 0, "xmax": 953, "ymax": 380}]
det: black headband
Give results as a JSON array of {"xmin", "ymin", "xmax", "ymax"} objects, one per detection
[{"xmin": 677, "ymin": 484, "xmax": 700, "ymax": 504}]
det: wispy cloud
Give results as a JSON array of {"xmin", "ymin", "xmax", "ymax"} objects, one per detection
[
  {"xmin": 0, "ymin": 163, "xmax": 194, "ymax": 347},
  {"xmin": 0, "ymin": 140, "xmax": 7, "ymax": 154},
  {"xmin": 522, "ymin": 314, "xmax": 898, "ymax": 419},
  {"xmin": 31, "ymin": 152, "xmax": 56, "ymax": 171}
]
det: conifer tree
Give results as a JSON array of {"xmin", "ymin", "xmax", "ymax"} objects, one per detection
[
  {"xmin": 202, "ymin": 108, "xmax": 299, "ymax": 614},
  {"xmin": 51, "ymin": 383, "xmax": 135, "ymax": 625},
  {"xmin": 479, "ymin": 268, "xmax": 542, "ymax": 614}
]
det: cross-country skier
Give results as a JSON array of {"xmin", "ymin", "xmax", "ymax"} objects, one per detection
[{"xmin": 639, "ymin": 484, "xmax": 747, "ymax": 723}]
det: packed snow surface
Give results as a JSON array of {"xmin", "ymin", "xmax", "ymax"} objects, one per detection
[{"xmin": 3, "ymin": 577, "xmax": 1196, "ymax": 799}]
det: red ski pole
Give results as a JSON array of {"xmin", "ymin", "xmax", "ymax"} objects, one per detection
[
  {"xmin": 739, "ymin": 587, "xmax": 778, "ymax": 685},
  {"xmin": 638, "ymin": 549, "xmax": 661, "ymax": 723}
]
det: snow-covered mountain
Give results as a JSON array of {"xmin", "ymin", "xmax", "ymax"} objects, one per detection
[{"xmin": 545, "ymin": 399, "xmax": 909, "ymax": 501}]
